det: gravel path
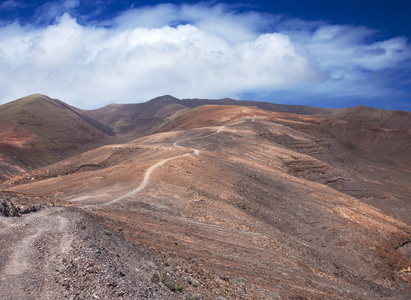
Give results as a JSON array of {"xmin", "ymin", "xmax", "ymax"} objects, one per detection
[
  {"xmin": 104, "ymin": 126, "xmax": 226, "ymax": 206},
  {"xmin": 103, "ymin": 153, "xmax": 190, "ymax": 206},
  {"xmin": 0, "ymin": 207, "xmax": 72, "ymax": 299},
  {"xmin": 0, "ymin": 206, "xmax": 177, "ymax": 299}
]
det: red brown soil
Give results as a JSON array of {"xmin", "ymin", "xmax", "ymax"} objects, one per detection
[
  {"xmin": 0, "ymin": 94, "xmax": 117, "ymax": 181},
  {"xmin": 2, "ymin": 105, "xmax": 411, "ymax": 299},
  {"xmin": 0, "ymin": 94, "xmax": 192, "ymax": 182}
]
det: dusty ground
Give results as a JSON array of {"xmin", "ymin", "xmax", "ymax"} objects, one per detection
[
  {"xmin": 0, "ymin": 201, "xmax": 181, "ymax": 299},
  {"xmin": 2, "ymin": 106, "xmax": 411, "ymax": 299}
]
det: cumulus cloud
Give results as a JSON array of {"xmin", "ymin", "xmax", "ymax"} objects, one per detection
[{"xmin": 0, "ymin": 3, "xmax": 410, "ymax": 108}]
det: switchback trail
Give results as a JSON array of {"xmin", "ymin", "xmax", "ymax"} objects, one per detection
[
  {"xmin": 172, "ymin": 126, "xmax": 225, "ymax": 150},
  {"xmin": 103, "ymin": 153, "xmax": 190, "ymax": 205},
  {"xmin": 104, "ymin": 126, "xmax": 225, "ymax": 205}
]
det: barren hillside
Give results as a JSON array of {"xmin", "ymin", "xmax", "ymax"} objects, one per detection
[
  {"xmin": 0, "ymin": 94, "xmax": 117, "ymax": 181},
  {"xmin": 81, "ymin": 95, "xmax": 189, "ymax": 139},
  {"xmin": 3, "ymin": 105, "xmax": 410, "ymax": 299},
  {"xmin": 0, "ymin": 94, "xmax": 188, "ymax": 182}
]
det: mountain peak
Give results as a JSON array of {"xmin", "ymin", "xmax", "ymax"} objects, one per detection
[
  {"xmin": 0, "ymin": 94, "xmax": 116, "ymax": 180},
  {"xmin": 148, "ymin": 95, "xmax": 181, "ymax": 104},
  {"xmin": 17, "ymin": 93, "xmax": 53, "ymax": 103}
]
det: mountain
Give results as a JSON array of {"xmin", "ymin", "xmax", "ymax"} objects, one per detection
[
  {"xmin": 0, "ymin": 93, "xmax": 334, "ymax": 182},
  {"xmin": 0, "ymin": 94, "xmax": 192, "ymax": 181},
  {"xmin": 179, "ymin": 97, "xmax": 334, "ymax": 115},
  {"xmin": 326, "ymin": 105, "xmax": 411, "ymax": 129},
  {"xmin": 81, "ymin": 95, "xmax": 189, "ymax": 139},
  {"xmin": 3, "ymin": 104, "xmax": 410, "ymax": 299},
  {"xmin": 80, "ymin": 95, "xmax": 336, "ymax": 141},
  {"xmin": 2, "ymin": 93, "xmax": 410, "ymax": 181},
  {"xmin": 0, "ymin": 94, "xmax": 117, "ymax": 181}
]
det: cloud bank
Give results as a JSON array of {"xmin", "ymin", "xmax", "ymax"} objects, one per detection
[{"xmin": 0, "ymin": 1, "xmax": 410, "ymax": 109}]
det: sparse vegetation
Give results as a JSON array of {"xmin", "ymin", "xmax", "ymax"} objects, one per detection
[
  {"xmin": 150, "ymin": 272, "xmax": 160, "ymax": 283},
  {"xmin": 160, "ymin": 271, "xmax": 183, "ymax": 293},
  {"xmin": 151, "ymin": 270, "xmax": 183, "ymax": 293}
]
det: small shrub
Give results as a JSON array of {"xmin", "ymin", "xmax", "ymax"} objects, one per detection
[
  {"xmin": 151, "ymin": 272, "xmax": 160, "ymax": 283},
  {"xmin": 160, "ymin": 271, "xmax": 183, "ymax": 293},
  {"xmin": 171, "ymin": 283, "xmax": 183, "ymax": 293}
]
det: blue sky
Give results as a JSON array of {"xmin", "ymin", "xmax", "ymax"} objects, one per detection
[{"xmin": 0, "ymin": 0, "xmax": 410, "ymax": 110}]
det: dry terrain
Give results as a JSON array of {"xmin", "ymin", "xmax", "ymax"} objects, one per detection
[
  {"xmin": 0, "ymin": 196, "xmax": 178, "ymax": 299},
  {"xmin": 1, "ymin": 99, "xmax": 410, "ymax": 299}
]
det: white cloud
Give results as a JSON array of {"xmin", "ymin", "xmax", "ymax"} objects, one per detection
[{"xmin": 0, "ymin": 3, "xmax": 410, "ymax": 108}]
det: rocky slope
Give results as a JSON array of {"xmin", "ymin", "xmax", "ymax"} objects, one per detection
[{"xmin": 0, "ymin": 203, "xmax": 180, "ymax": 299}]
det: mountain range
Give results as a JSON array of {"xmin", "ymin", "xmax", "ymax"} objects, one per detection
[
  {"xmin": 2, "ymin": 94, "xmax": 410, "ymax": 181},
  {"xmin": 0, "ymin": 94, "xmax": 410, "ymax": 299},
  {"xmin": 0, "ymin": 94, "xmax": 325, "ymax": 181}
]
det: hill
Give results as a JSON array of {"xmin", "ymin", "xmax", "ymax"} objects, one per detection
[
  {"xmin": 4, "ymin": 105, "xmax": 410, "ymax": 299},
  {"xmin": 326, "ymin": 105, "xmax": 411, "ymax": 129},
  {"xmin": 82, "ymin": 96, "xmax": 334, "ymax": 139},
  {"xmin": 0, "ymin": 94, "xmax": 116, "ymax": 181},
  {"xmin": 81, "ymin": 95, "xmax": 189, "ymax": 139},
  {"xmin": 179, "ymin": 97, "xmax": 333, "ymax": 115},
  {"xmin": 2, "ymin": 93, "xmax": 410, "ymax": 182},
  {"xmin": 0, "ymin": 94, "xmax": 338, "ymax": 181}
]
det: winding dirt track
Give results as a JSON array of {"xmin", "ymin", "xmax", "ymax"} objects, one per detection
[
  {"xmin": 172, "ymin": 126, "xmax": 225, "ymax": 149},
  {"xmin": 0, "ymin": 117, "xmax": 253, "ymax": 298},
  {"xmin": 103, "ymin": 153, "xmax": 191, "ymax": 205},
  {"xmin": 104, "ymin": 126, "xmax": 226, "ymax": 205}
]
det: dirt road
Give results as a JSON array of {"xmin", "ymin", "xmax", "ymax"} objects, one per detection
[
  {"xmin": 0, "ymin": 207, "xmax": 72, "ymax": 299},
  {"xmin": 172, "ymin": 125, "xmax": 225, "ymax": 148},
  {"xmin": 103, "ymin": 153, "xmax": 191, "ymax": 205},
  {"xmin": 104, "ymin": 126, "xmax": 226, "ymax": 206},
  {"xmin": 0, "ymin": 207, "xmax": 177, "ymax": 299}
]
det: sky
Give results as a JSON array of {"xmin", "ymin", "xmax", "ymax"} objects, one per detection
[{"xmin": 0, "ymin": 0, "xmax": 410, "ymax": 110}]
